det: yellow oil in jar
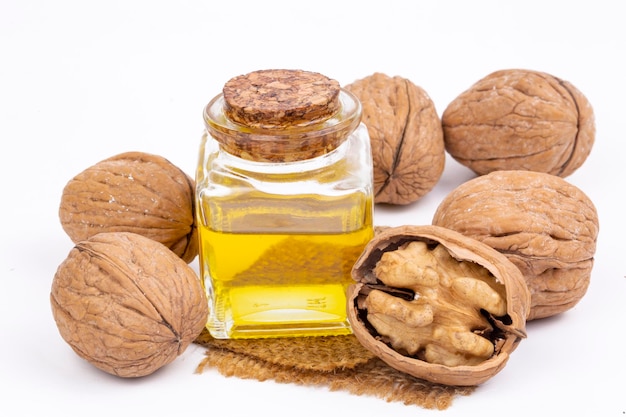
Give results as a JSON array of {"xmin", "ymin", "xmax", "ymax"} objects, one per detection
[{"xmin": 199, "ymin": 221, "xmax": 373, "ymax": 339}]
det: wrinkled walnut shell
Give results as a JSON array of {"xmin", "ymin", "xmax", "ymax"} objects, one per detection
[
  {"xmin": 432, "ymin": 170, "xmax": 599, "ymax": 320},
  {"xmin": 442, "ymin": 69, "xmax": 595, "ymax": 177},
  {"xmin": 348, "ymin": 225, "xmax": 530, "ymax": 386},
  {"xmin": 59, "ymin": 151, "xmax": 198, "ymax": 263},
  {"xmin": 345, "ymin": 73, "xmax": 445, "ymax": 205},
  {"xmin": 50, "ymin": 232, "xmax": 208, "ymax": 378}
]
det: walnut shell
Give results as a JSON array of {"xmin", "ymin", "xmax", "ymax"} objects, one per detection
[
  {"xmin": 345, "ymin": 73, "xmax": 445, "ymax": 205},
  {"xmin": 442, "ymin": 69, "xmax": 595, "ymax": 177},
  {"xmin": 59, "ymin": 151, "xmax": 198, "ymax": 263},
  {"xmin": 50, "ymin": 232, "xmax": 209, "ymax": 378},
  {"xmin": 432, "ymin": 170, "xmax": 599, "ymax": 320},
  {"xmin": 348, "ymin": 225, "xmax": 530, "ymax": 386}
]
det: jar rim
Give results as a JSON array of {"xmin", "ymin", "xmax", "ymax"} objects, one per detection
[{"xmin": 203, "ymin": 89, "xmax": 362, "ymax": 163}]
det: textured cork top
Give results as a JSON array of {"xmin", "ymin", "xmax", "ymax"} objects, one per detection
[{"xmin": 223, "ymin": 69, "xmax": 341, "ymax": 129}]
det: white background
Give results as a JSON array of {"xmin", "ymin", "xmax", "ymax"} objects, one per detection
[{"xmin": 1, "ymin": 1, "xmax": 624, "ymax": 415}]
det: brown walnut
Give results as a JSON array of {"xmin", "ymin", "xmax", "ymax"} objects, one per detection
[
  {"xmin": 50, "ymin": 232, "xmax": 209, "ymax": 378},
  {"xmin": 345, "ymin": 73, "xmax": 445, "ymax": 205},
  {"xmin": 432, "ymin": 170, "xmax": 599, "ymax": 320},
  {"xmin": 442, "ymin": 69, "xmax": 595, "ymax": 177},
  {"xmin": 59, "ymin": 151, "xmax": 198, "ymax": 263},
  {"xmin": 348, "ymin": 225, "xmax": 530, "ymax": 386}
]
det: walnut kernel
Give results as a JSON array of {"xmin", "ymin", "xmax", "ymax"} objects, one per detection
[{"xmin": 367, "ymin": 240, "xmax": 507, "ymax": 366}]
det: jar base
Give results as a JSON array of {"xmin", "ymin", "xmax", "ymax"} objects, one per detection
[
  {"xmin": 206, "ymin": 283, "xmax": 354, "ymax": 339},
  {"xmin": 207, "ymin": 321, "xmax": 353, "ymax": 339}
]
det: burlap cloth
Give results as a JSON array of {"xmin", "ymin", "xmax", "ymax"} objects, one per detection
[{"xmin": 194, "ymin": 329, "xmax": 475, "ymax": 410}]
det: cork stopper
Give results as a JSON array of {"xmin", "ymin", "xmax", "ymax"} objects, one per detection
[{"xmin": 223, "ymin": 69, "xmax": 341, "ymax": 129}]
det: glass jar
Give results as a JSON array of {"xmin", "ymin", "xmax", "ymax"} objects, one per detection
[{"xmin": 195, "ymin": 69, "xmax": 374, "ymax": 339}]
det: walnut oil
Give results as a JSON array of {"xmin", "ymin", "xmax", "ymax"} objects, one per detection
[{"xmin": 196, "ymin": 69, "xmax": 374, "ymax": 338}]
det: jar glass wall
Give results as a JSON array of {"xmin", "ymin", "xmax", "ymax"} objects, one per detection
[{"xmin": 195, "ymin": 70, "xmax": 374, "ymax": 339}]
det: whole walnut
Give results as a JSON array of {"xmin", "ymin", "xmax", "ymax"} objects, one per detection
[
  {"xmin": 348, "ymin": 225, "xmax": 530, "ymax": 386},
  {"xmin": 442, "ymin": 69, "xmax": 595, "ymax": 177},
  {"xmin": 432, "ymin": 170, "xmax": 599, "ymax": 320},
  {"xmin": 345, "ymin": 73, "xmax": 445, "ymax": 205},
  {"xmin": 59, "ymin": 151, "xmax": 198, "ymax": 263},
  {"xmin": 50, "ymin": 232, "xmax": 209, "ymax": 378}
]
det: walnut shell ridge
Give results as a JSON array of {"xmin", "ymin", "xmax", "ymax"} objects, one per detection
[
  {"xmin": 345, "ymin": 73, "xmax": 445, "ymax": 205},
  {"xmin": 348, "ymin": 225, "xmax": 530, "ymax": 386},
  {"xmin": 442, "ymin": 69, "xmax": 595, "ymax": 177},
  {"xmin": 50, "ymin": 232, "xmax": 209, "ymax": 378},
  {"xmin": 432, "ymin": 170, "xmax": 599, "ymax": 320},
  {"xmin": 59, "ymin": 151, "xmax": 198, "ymax": 263}
]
